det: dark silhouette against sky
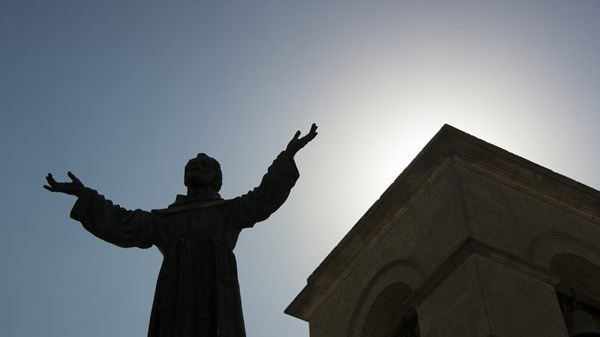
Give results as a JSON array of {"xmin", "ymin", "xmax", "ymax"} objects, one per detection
[
  {"xmin": 2, "ymin": 1, "xmax": 600, "ymax": 336},
  {"xmin": 44, "ymin": 125, "xmax": 317, "ymax": 336}
]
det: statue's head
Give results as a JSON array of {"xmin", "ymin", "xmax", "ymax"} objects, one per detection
[{"xmin": 184, "ymin": 153, "xmax": 222, "ymax": 192}]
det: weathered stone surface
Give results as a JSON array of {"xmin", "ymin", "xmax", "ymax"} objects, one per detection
[
  {"xmin": 287, "ymin": 124, "xmax": 600, "ymax": 337},
  {"xmin": 419, "ymin": 254, "xmax": 568, "ymax": 337}
]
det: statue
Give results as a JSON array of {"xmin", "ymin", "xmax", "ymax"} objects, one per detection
[{"xmin": 44, "ymin": 124, "xmax": 318, "ymax": 337}]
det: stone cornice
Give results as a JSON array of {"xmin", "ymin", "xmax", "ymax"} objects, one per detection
[
  {"xmin": 285, "ymin": 124, "xmax": 600, "ymax": 321},
  {"xmin": 404, "ymin": 239, "xmax": 562, "ymax": 311}
]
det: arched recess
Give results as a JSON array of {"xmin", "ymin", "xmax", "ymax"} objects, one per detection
[
  {"xmin": 530, "ymin": 232, "xmax": 600, "ymax": 305},
  {"xmin": 551, "ymin": 253, "xmax": 600, "ymax": 305},
  {"xmin": 347, "ymin": 260, "xmax": 424, "ymax": 337},
  {"xmin": 529, "ymin": 232, "xmax": 600, "ymax": 272}
]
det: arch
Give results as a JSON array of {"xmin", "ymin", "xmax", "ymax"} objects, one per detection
[
  {"xmin": 360, "ymin": 282, "xmax": 414, "ymax": 337},
  {"xmin": 530, "ymin": 232, "xmax": 600, "ymax": 304},
  {"xmin": 529, "ymin": 232, "xmax": 600, "ymax": 271},
  {"xmin": 551, "ymin": 253, "xmax": 600, "ymax": 303},
  {"xmin": 347, "ymin": 260, "xmax": 425, "ymax": 337}
]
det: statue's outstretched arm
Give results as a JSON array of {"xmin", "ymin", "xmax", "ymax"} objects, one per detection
[
  {"xmin": 45, "ymin": 172, "xmax": 157, "ymax": 249},
  {"xmin": 232, "ymin": 124, "xmax": 318, "ymax": 229}
]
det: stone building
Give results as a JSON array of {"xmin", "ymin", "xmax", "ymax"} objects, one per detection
[{"xmin": 285, "ymin": 125, "xmax": 600, "ymax": 337}]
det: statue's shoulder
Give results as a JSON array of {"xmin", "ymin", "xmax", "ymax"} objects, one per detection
[{"xmin": 152, "ymin": 199, "xmax": 233, "ymax": 215}]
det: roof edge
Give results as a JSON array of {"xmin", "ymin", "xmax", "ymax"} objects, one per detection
[{"xmin": 286, "ymin": 124, "xmax": 600, "ymax": 320}]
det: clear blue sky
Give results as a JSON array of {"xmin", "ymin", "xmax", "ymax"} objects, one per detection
[{"xmin": 2, "ymin": 1, "xmax": 599, "ymax": 336}]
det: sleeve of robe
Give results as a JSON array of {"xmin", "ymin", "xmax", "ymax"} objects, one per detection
[
  {"xmin": 70, "ymin": 188, "xmax": 157, "ymax": 249},
  {"xmin": 233, "ymin": 150, "xmax": 300, "ymax": 229}
]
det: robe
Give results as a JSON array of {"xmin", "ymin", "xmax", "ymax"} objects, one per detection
[{"xmin": 70, "ymin": 151, "xmax": 299, "ymax": 337}]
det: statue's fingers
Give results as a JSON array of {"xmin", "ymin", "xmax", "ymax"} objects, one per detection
[
  {"xmin": 46, "ymin": 174, "xmax": 58, "ymax": 186},
  {"xmin": 304, "ymin": 129, "xmax": 318, "ymax": 141},
  {"xmin": 310, "ymin": 123, "xmax": 318, "ymax": 133},
  {"xmin": 293, "ymin": 130, "xmax": 301, "ymax": 140},
  {"xmin": 43, "ymin": 185, "xmax": 57, "ymax": 192},
  {"xmin": 68, "ymin": 171, "xmax": 82, "ymax": 185},
  {"xmin": 298, "ymin": 135, "xmax": 313, "ymax": 146}
]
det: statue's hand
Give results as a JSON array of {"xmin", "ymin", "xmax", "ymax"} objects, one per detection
[
  {"xmin": 286, "ymin": 123, "xmax": 318, "ymax": 157},
  {"xmin": 44, "ymin": 171, "xmax": 86, "ymax": 197}
]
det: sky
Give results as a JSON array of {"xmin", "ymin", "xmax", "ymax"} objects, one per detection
[{"xmin": 2, "ymin": 0, "xmax": 600, "ymax": 336}]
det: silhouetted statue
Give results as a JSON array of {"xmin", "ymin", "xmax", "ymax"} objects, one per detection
[{"xmin": 44, "ymin": 124, "xmax": 318, "ymax": 337}]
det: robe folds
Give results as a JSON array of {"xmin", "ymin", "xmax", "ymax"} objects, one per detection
[{"xmin": 70, "ymin": 151, "xmax": 300, "ymax": 337}]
